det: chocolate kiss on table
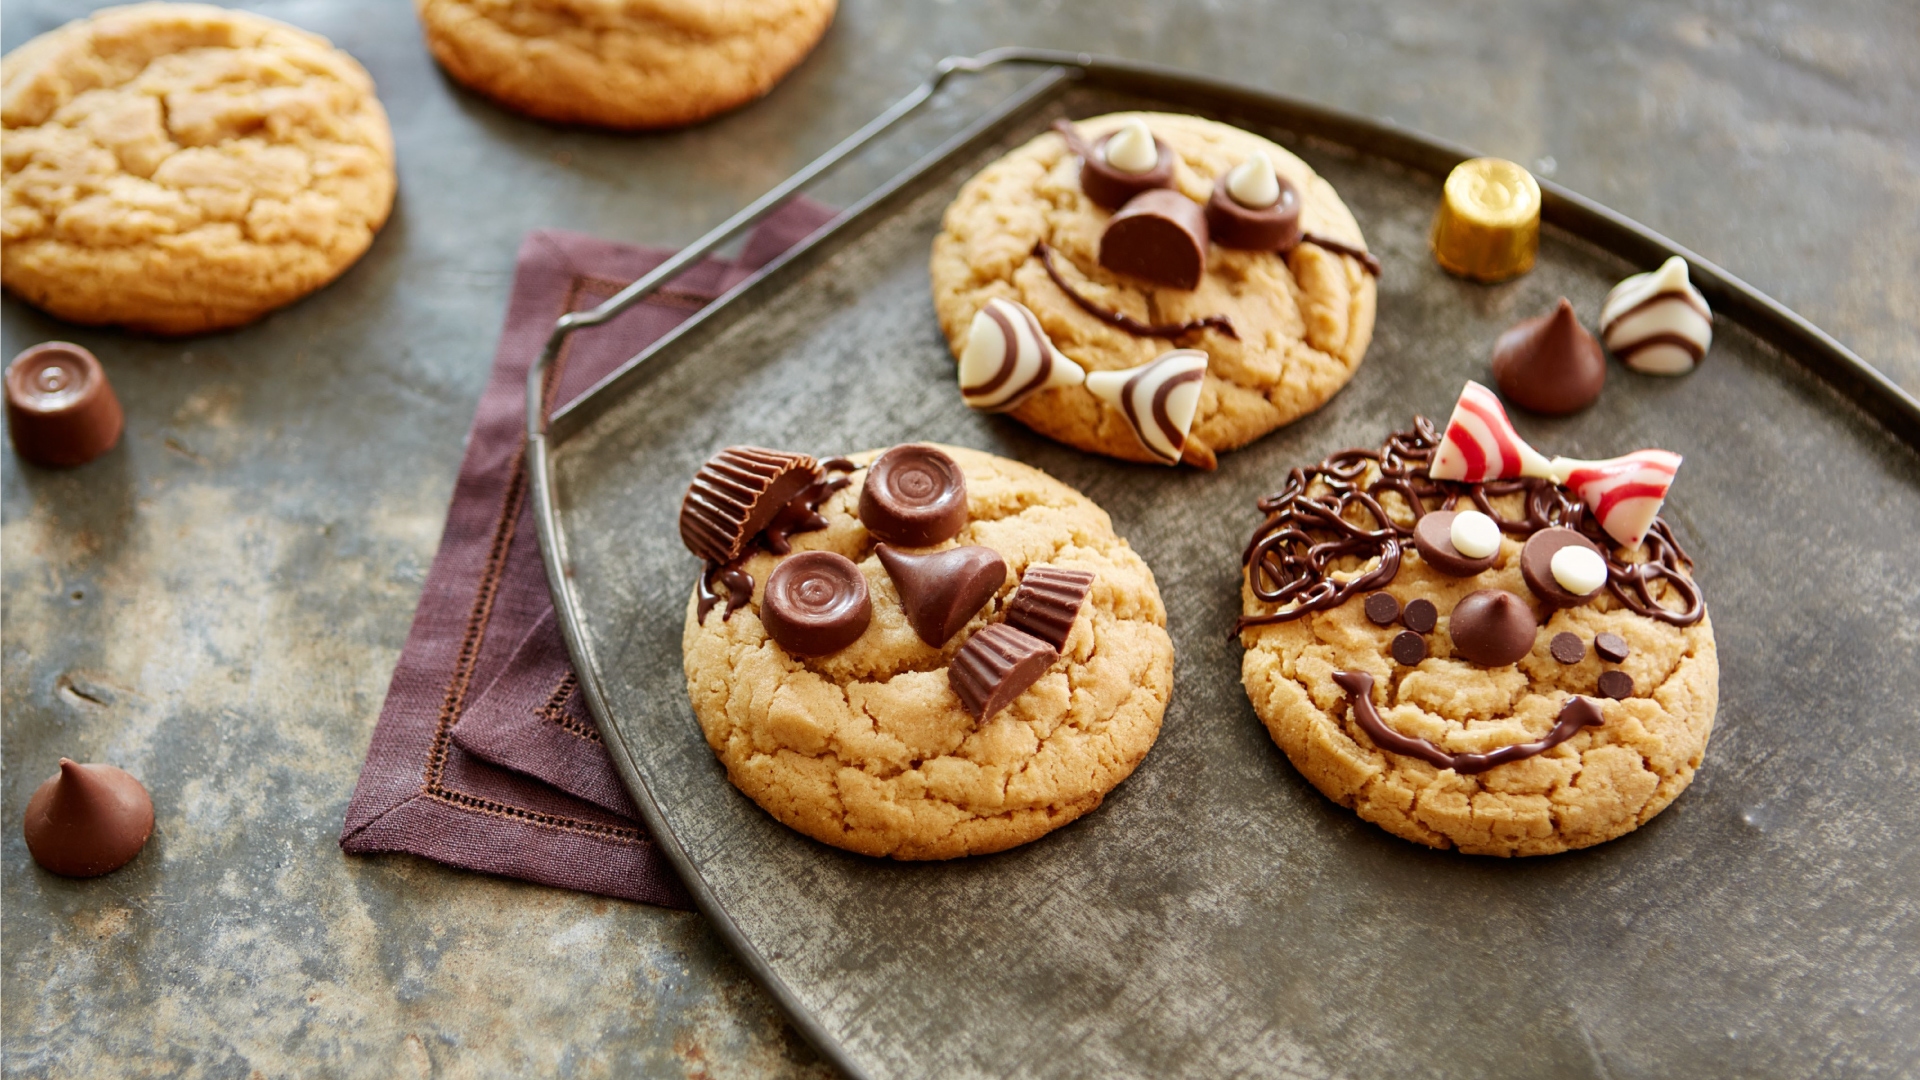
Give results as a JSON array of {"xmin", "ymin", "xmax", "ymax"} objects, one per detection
[
  {"xmin": 949, "ymin": 623, "xmax": 1058, "ymax": 722},
  {"xmin": 1084, "ymin": 349, "xmax": 1208, "ymax": 465},
  {"xmin": 1412, "ymin": 510, "xmax": 1498, "ymax": 576},
  {"xmin": 23, "ymin": 759, "xmax": 154, "ymax": 877},
  {"xmin": 1447, "ymin": 589, "xmax": 1539, "ymax": 667},
  {"xmin": 680, "ymin": 447, "xmax": 820, "ymax": 564},
  {"xmin": 1600, "ymin": 256, "xmax": 1712, "ymax": 375},
  {"xmin": 1004, "ymin": 565, "xmax": 1094, "ymax": 651},
  {"xmin": 1054, "ymin": 118, "xmax": 1175, "ymax": 211},
  {"xmin": 958, "ymin": 298, "xmax": 1086, "ymax": 412},
  {"xmin": 876, "ymin": 543, "xmax": 1008, "ymax": 647},
  {"xmin": 6, "ymin": 342, "xmax": 124, "ymax": 468},
  {"xmin": 1098, "ymin": 189, "xmax": 1210, "ymax": 291},
  {"xmin": 1520, "ymin": 527, "xmax": 1609, "ymax": 606},
  {"xmin": 1491, "ymin": 298, "xmax": 1607, "ymax": 416},
  {"xmin": 858, "ymin": 444, "xmax": 969, "ymax": 546},
  {"xmin": 1206, "ymin": 153, "xmax": 1302, "ymax": 252},
  {"xmin": 761, "ymin": 551, "xmax": 871, "ymax": 656}
]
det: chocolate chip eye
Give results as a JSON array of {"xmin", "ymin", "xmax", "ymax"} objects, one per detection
[
  {"xmin": 761, "ymin": 551, "xmax": 870, "ymax": 657},
  {"xmin": 858, "ymin": 445, "xmax": 968, "ymax": 546}
]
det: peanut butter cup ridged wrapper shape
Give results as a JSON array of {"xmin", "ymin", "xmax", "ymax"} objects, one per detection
[{"xmin": 1431, "ymin": 158, "xmax": 1541, "ymax": 282}]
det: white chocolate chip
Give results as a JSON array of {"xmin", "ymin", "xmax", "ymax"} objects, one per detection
[
  {"xmin": 1104, "ymin": 120, "xmax": 1158, "ymax": 174},
  {"xmin": 1550, "ymin": 544, "xmax": 1608, "ymax": 596},
  {"xmin": 1226, "ymin": 152, "xmax": 1281, "ymax": 209},
  {"xmin": 1449, "ymin": 510, "xmax": 1501, "ymax": 558}
]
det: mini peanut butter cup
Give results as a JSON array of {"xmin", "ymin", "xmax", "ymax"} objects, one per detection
[
  {"xmin": 876, "ymin": 544, "xmax": 1007, "ymax": 647},
  {"xmin": 1004, "ymin": 566, "xmax": 1095, "ymax": 651},
  {"xmin": 949, "ymin": 623, "xmax": 1058, "ymax": 722},
  {"xmin": 859, "ymin": 445, "xmax": 968, "ymax": 546},
  {"xmin": 5, "ymin": 343, "xmax": 123, "ymax": 468},
  {"xmin": 679, "ymin": 447, "xmax": 820, "ymax": 565},
  {"xmin": 22, "ymin": 759, "xmax": 153, "ymax": 878},
  {"xmin": 761, "ymin": 551, "xmax": 871, "ymax": 657}
]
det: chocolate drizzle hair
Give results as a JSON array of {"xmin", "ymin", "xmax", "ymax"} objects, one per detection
[{"xmin": 1234, "ymin": 418, "xmax": 1704, "ymax": 633}]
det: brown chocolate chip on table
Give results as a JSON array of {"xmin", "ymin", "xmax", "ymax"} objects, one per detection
[
  {"xmin": 876, "ymin": 544, "xmax": 1007, "ymax": 647},
  {"xmin": 22, "ymin": 759, "xmax": 153, "ymax": 877},
  {"xmin": 1550, "ymin": 631, "xmax": 1586, "ymax": 665},
  {"xmin": 1364, "ymin": 592, "xmax": 1401, "ymax": 626},
  {"xmin": 1594, "ymin": 632, "xmax": 1631, "ymax": 663},
  {"xmin": 859, "ymin": 445, "xmax": 969, "ymax": 546},
  {"xmin": 761, "ymin": 551, "xmax": 872, "ymax": 657},
  {"xmin": 1597, "ymin": 670, "xmax": 1635, "ymax": 700},
  {"xmin": 1413, "ymin": 510, "xmax": 1498, "ymax": 577},
  {"xmin": 1401, "ymin": 598, "xmax": 1438, "ymax": 634},
  {"xmin": 1391, "ymin": 630, "xmax": 1428, "ymax": 666}
]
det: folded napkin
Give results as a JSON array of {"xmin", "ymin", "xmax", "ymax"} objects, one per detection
[{"xmin": 340, "ymin": 201, "xmax": 837, "ymax": 904}]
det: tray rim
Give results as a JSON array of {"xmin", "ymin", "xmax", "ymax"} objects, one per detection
[{"xmin": 525, "ymin": 50, "xmax": 1920, "ymax": 1080}]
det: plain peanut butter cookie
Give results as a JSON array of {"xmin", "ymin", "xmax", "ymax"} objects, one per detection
[
  {"xmin": 931, "ymin": 112, "xmax": 1377, "ymax": 469},
  {"xmin": 1236, "ymin": 417, "xmax": 1718, "ymax": 856},
  {"xmin": 1, "ymin": 3, "xmax": 396, "ymax": 335},
  {"xmin": 680, "ymin": 444, "xmax": 1174, "ymax": 859},
  {"xmin": 415, "ymin": 0, "xmax": 836, "ymax": 130}
]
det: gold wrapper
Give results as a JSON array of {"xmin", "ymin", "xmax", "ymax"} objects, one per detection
[{"xmin": 1431, "ymin": 158, "xmax": 1541, "ymax": 282}]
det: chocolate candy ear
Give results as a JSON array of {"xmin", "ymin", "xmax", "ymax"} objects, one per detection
[
  {"xmin": 1098, "ymin": 189, "xmax": 1210, "ymax": 291},
  {"xmin": 680, "ymin": 447, "xmax": 820, "ymax": 564},
  {"xmin": 1206, "ymin": 175, "xmax": 1301, "ymax": 251},
  {"xmin": 1004, "ymin": 566, "xmax": 1094, "ymax": 651},
  {"xmin": 859, "ymin": 445, "xmax": 968, "ymax": 546}
]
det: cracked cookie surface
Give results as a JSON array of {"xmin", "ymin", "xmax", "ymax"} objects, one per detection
[
  {"xmin": 683, "ymin": 445, "xmax": 1174, "ymax": 859},
  {"xmin": 414, "ymin": 0, "xmax": 836, "ymax": 130},
  {"xmin": 930, "ymin": 112, "xmax": 1376, "ymax": 469},
  {"xmin": 1, "ymin": 3, "xmax": 395, "ymax": 334},
  {"xmin": 1239, "ymin": 486, "xmax": 1718, "ymax": 857}
]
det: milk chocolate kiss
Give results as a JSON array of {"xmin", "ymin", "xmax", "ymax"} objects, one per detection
[
  {"xmin": 1447, "ymin": 589, "xmax": 1538, "ymax": 667},
  {"xmin": 876, "ymin": 544, "xmax": 1007, "ymax": 647},
  {"xmin": 22, "ymin": 759, "xmax": 154, "ymax": 877},
  {"xmin": 1491, "ymin": 298, "xmax": 1606, "ymax": 415}
]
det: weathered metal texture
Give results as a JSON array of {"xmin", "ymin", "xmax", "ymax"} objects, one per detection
[
  {"xmin": 545, "ymin": 80, "xmax": 1920, "ymax": 1079},
  {"xmin": 2, "ymin": 0, "xmax": 1914, "ymax": 1077}
]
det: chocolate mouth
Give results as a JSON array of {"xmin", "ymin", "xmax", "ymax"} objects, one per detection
[{"xmin": 1332, "ymin": 669, "xmax": 1605, "ymax": 775}]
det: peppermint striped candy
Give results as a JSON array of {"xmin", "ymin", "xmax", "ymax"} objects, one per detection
[
  {"xmin": 1428, "ymin": 380, "xmax": 1554, "ymax": 482},
  {"xmin": 958, "ymin": 298, "xmax": 1086, "ymax": 412},
  {"xmin": 1084, "ymin": 349, "xmax": 1208, "ymax": 465},
  {"xmin": 1600, "ymin": 256, "xmax": 1712, "ymax": 376},
  {"xmin": 1551, "ymin": 449, "xmax": 1683, "ymax": 548}
]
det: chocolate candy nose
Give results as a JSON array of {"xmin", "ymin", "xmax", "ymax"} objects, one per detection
[
  {"xmin": 5, "ymin": 342, "xmax": 123, "ymax": 468},
  {"xmin": 1447, "ymin": 589, "xmax": 1539, "ymax": 667},
  {"xmin": 858, "ymin": 445, "xmax": 968, "ymax": 546},
  {"xmin": 761, "ymin": 551, "xmax": 871, "ymax": 657}
]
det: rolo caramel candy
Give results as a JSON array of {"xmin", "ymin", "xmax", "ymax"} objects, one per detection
[
  {"xmin": 5, "ymin": 342, "xmax": 123, "ymax": 468},
  {"xmin": 1431, "ymin": 157, "xmax": 1541, "ymax": 283},
  {"xmin": 761, "ymin": 551, "xmax": 871, "ymax": 657},
  {"xmin": 858, "ymin": 445, "xmax": 968, "ymax": 546}
]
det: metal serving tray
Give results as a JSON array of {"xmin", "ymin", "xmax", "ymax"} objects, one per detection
[{"xmin": 526, "ymin": 52, "xmax": 1920, "ymax": 1080}]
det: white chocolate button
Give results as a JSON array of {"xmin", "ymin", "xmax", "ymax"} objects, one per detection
[
  {"xmin": 1104, "ymin": 120, "xmax": 1158, "ymax": 174},
  {"xmin": 1226, "ymin": 152, "xmax": 1281, "ymax": 209},
  {"xmin": 1550, "ymin": 544, "xmax": 1608, "ymax": 596},
  {"xmin": 1449, "ymin": 509, "xmax": 1502, "ymax": 558}
]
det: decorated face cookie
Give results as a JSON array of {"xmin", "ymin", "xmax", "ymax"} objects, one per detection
[
  {"xmin": 1234, "ymin": 401, "xmax": 1715, "ymax": 856},
  {"xmin": 678, "ymin": 443, "xmax": 1173, "ymax": 859},
  {"xmin": 931, "ymin": 112, "xmax": 1380, "ymax": 469}
]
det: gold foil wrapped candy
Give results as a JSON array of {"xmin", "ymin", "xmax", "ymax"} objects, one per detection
[{"xmin": 1431, "ymin": 158, "xmax": 1541, "ymax": 282}]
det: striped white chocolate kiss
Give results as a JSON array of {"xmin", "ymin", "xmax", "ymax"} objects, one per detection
[
  {"xmin": 1084, "ymin": 349, "xmax": 1208, "ymax": 465},
  {"xmin": 1428, "ymin": 380, "xmax": 1554, "ymax": 482},
  {"xmin": 1550, "ymin": 449, "xmax": 1682, "ymax": 548},
  {"xmin": 958, "ymin": 298, "xmax": 1086, "ymax": 413},
  {"xmin": 1600, "ymin": 256, "xmax": 1712, "ymax": 376}
]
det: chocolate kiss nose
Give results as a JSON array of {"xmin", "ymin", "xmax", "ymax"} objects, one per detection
[
  {"xmin": 1447, "ymin": 588, "xmax": 1539, "ymax": 667},
  {"xmin": 876, "ymin": 544, "xmax": 1008, "ymax": 646}
]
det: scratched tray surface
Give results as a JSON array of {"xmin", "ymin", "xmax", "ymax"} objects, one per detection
[{"xmin": 548, "ymin": 84, "xmax": 1920, "ymax": 1080}]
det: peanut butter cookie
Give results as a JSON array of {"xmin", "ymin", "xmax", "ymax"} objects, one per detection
[
  {"xmin": 1, "ymin": 3, "xmax": 395, "ymax": 335},
  {"xmin": 415, "ymin": 0, "xmax": 836, "ymax": 130},
  {"xmin": 931, "ymin": 112, "xmax": 1377, "ymax": 469},
  {"xmin": 681, "ymin": 444, "xmax": 1174, "ymax": 859}
]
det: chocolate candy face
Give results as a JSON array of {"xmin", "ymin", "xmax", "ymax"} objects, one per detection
[
  {"xmin": 1004, "ymin": 566, "xmax": 1094, "ymax": 651},
  {"xmin": 1519, "ymin": 527, "xmax": 1608, "ymax": 607},
  {"xmin": 5, "ymin": 342, "xmax": 124, "ymax": 469},
  {"xmin": 1447, "ymin": 589, "xmax": 1538, "ymax": 667},
  {"xmin": 1491, "ymin": 297, "xmax": 1606, "ymax": 416},
  {"xmin": 1061, "ymin": 121, "xmax": 1176, "ymax": 210},
  {"xmin": 680, "ymin": 446, "xmax": 821, "ymax": 565},
  {"xmin": 761, "ymin": 551, "xmax": 872, "ymax": 657},
  {"xmin": 1205, "ymin": 175, "xmax": 1301, "ymax": 251},
  {"xmin": 949, "ymin": 623, "xmax": 1058, "ymax": 722},
  {"xmin": 1098, "ymin": 189, "xmax": 1210, "ymax": 291},
  {"xmin": 858, "ymin": 445, "xmax": 968, "ymax": 546},
  {"xmin": 1401, "ymin": 598, "xmax": 1439, "ymax": 634},
  {"xmin": 876, "ymin": 544, "xmax": 1007, "ymax": 647},
  {"xmin": 1413, "ymin": 510, "xmax": 1498, "ymax": 576}
]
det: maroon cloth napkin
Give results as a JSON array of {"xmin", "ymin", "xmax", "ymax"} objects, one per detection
[{"xmin": 340, "ymin": 201, "xmax": 837, "ymax": 904}]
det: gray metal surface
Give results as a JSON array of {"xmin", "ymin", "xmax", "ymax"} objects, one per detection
[
  {"xmin": 545, "ymin": 78, "xmax": 1920, "ymax": 1079},
  {"xmin": 4, "ymin": 0, "xmax": 1916, "ymax": 1076}
]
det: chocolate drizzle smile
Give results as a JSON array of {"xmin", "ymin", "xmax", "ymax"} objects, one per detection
[
  {"xmin": 1333, "ymin": 670, "xmax": 1605, "ymax": 774},
  {"xmin": 1234, "ymin": 417, "xmax": 1705, "ymax": 633},
  {"xmin": 1034, "ymin": 242, "xmax": 1237, "ymax": 340}
]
